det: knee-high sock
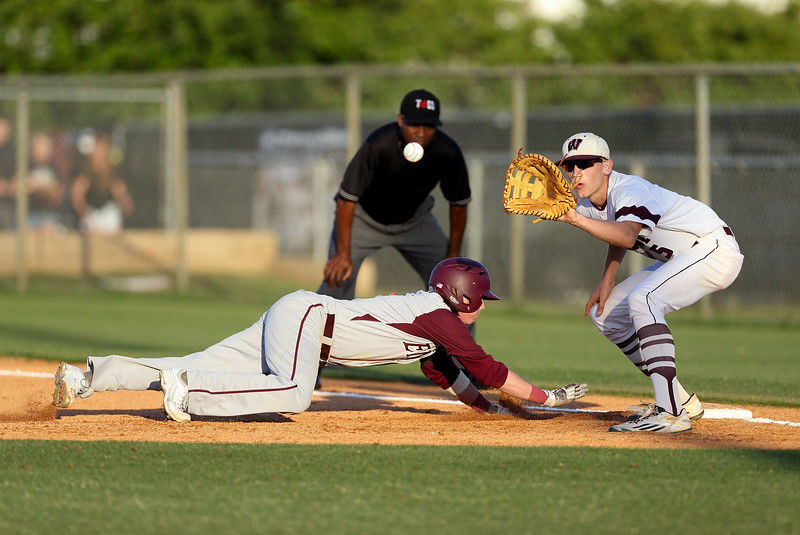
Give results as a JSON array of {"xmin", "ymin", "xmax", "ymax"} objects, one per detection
[
  {"xmin": 636, "ymin": 323, "xmax": 681, "ymax": 415},
  {"xmin": 614, "ymin": 330, "xmax": 690, "ymax": 405}
]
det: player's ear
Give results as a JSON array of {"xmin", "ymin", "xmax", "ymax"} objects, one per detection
[
  {"xmin": 397, "ymin": 114, "xmax": 404, "ymax": 127},
  {"xmin": 602, "ymin": 158, "xmax": 613, "ymax": 173}
]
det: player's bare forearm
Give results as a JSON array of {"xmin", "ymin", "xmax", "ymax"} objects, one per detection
[
  {"xmin": 333, "ymin": 198, "xmax": 356, "ymax": 256},
  {"xmin": 499, "ymin": 369, "xmax": 549, "ymax": 404},
  {"xmin": 558, "ymin": 209, "xmax": 641, "ymax": 248},
  {"xmin": 446, "ymin": 204, "xmax": 467, "ymax": 257},
  {"xmin": 600, "ymin": 245, "xmax": 625, "ymax": 285},
  {"xmin": 586, "ymin": 245, "xmax": 625, "ymax": 316}
]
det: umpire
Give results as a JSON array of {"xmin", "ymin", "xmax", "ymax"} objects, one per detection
[
  {"xmin": 315, "ymin": 89, "xmax": 471, "ymax": 388},
  {"xmin": 317, "ymin": 89, "xmax": 471, "ymax": 299}
]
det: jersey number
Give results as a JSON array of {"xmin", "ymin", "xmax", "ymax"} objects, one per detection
[{"xmin": 633, "ymin": 236, "xmax": 674, "ymax": 260}]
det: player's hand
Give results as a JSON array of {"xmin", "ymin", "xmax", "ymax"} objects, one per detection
[
  {"xmin": 542, "ymin": 383, "xmax": 589, "ymax": 407},
  {"xmin": 323, "ymin": 252, "xmax": 353, "ymax": 287},
  {"xmin": 556, "ymin": 207, "xmax": 578, "ymax": 224},
  {"xmin": 584, "ymin": 285, "xmax": 602, "ymax": 317},
  {"xmin": 487, "ymin": 403, "xmax": 514, "ymax": 416},
  {"xmin": 585, "ymin": 279, "xmax": 613, "ymax": 317}
]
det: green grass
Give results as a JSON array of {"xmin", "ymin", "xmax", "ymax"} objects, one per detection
[
  {"xmin": 2, "ymin": 441, "xmax": 799, "ymax": 535},
  {"xmin": 2, "ymin": 276, "xmax": 799, "ymax": 534}
]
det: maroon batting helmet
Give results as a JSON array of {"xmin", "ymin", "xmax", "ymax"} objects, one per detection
[{"xmin": 428, "ymin": 257, "xmax": 500, "ymax": 313}]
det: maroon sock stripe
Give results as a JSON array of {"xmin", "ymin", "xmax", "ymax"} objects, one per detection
[{"xmin": 637, "ymin": 323, "xmax": 671, "ymax": 339}]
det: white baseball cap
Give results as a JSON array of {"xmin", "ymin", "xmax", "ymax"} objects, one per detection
[{"xmin": 561, "ymin": 132, "xmax": 610, "ymax": 162}]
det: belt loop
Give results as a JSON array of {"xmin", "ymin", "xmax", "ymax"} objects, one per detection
[{"xmin": 722, "ymin": 226, "xmax": 733, "ymax": 237}]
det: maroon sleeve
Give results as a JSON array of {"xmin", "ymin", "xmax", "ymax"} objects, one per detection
[
  {"xmin": 419, "ymin": 349, "xmax": 493, "ymax": 413},
  {"xmin": 406, "ymin": 309, "xmax": 509, "ymax": 388}
]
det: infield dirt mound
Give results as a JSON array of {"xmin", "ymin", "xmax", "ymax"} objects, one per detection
[{"xmin": 1, "ymin": 357, "xmax": 798, "ymax": 450}]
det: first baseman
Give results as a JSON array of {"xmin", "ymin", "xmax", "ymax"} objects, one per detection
[
  {"xmin": 556, "ymin": 133, "xmax": 743, "ymax": 433},
  {"xmin": 53, "ymin": 258, "xmax": 588, "ymax": 422}
]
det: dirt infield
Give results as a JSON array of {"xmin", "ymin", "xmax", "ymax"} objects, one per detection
[{"xmin": 2, "ymin": 357, "xmax": 798, "ymax": 450}]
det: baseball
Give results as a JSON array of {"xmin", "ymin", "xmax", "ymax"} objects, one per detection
[{"xmin": 403, "ymin": 142, "xmax": 424, "ymax": 163}]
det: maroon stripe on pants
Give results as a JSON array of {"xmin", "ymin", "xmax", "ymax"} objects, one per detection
[{"xmin": 293, "ymin": 304, "xmax": 324, "ymax": 380}]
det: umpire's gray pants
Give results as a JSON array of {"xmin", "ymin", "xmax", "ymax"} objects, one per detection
[{"xmin": 317, "ymin": 196, "xmax": 448, "ymax": 299}]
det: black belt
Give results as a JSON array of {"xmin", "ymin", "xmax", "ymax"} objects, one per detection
[{"xmin": 319, "ymin": 313, "xmax": 335, "ymax": 365}]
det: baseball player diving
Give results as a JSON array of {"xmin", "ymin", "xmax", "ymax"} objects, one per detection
[
  {"xmin": 52, "ymin": 258, "xmax": 588, "ymax": 422},
  {"xmin": 555, "ymin": 133, "xmax": 743, "ymax": 433}
]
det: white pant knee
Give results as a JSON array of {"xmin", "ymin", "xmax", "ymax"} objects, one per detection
[{"xmin": 588, "ymin": 302, "xmax": 635, "ymax": 345}]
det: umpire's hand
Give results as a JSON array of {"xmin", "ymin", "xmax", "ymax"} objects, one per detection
[{"xmin": 323, "ymin": 252, "xmax": 353, "ymax": 287}]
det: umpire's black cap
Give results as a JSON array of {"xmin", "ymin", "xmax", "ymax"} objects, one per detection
[{"xmin": 400, "ymin": 89, "xmax": 442, "ymax": 126}]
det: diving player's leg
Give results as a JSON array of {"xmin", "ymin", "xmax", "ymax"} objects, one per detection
[{"xmin": 187, "ymin": 291, "xmax": 324, "ymax": 416}]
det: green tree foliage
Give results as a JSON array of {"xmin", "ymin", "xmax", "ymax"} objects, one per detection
[
  {"xmin": 0, "ymin": 0, "xmax": 540, "ymax": 73},
  {"xmin": 552, "ymin": 0, "xmax": 800, "ymax": 63},
  {"xmin": 0, "ymin": 0, "xmax": 799, "ymax": 73}
]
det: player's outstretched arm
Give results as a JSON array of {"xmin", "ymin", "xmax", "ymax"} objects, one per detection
[
  {"xmin": 558, "ymin": 209, "xmax": 642, "ymax": 249},
  {"xmin": 499, "ymin": 369, "xmax": 588, "ymax": 407}
]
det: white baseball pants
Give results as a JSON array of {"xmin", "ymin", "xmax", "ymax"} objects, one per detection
[
  {"xmin": 588, "ymin": 228, "xmax": 743, "ymax": 414},
  {"xmin": 88, "ymin": 290, "xmax": 326, "ymax": 416}
]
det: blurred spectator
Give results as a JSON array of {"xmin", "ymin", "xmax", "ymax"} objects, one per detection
[
  {"xmin": 26, "ymin": 131, "xmax": 66, "ymax": 231},
  {"xmin": 70, "ymin": 133, "xmax": 134, "ymax": 234},
  {"xmin": 0, "ymin": 117, "xmax": 16, "ymax": 228}
]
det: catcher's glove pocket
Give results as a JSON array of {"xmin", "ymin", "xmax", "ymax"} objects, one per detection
[{"xmin": 503, "ymin": 150, "xmax": 577, "ymax": 222}]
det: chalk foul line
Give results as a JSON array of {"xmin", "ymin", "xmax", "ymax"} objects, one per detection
[{"xmin": 314, "ymin": 391, "xmax": 800, "ymax": 427}]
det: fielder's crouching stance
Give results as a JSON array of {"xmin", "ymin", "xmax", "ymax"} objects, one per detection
[
  {"xmin": 555, "ymin": 133, "xmax": 744, "ymax": 433},
  {"xmin": 53, "ymin": 258, "xmax": 588, "ymax": 422}
]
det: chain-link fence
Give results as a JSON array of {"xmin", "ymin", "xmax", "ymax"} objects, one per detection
[{"xmin": 1, "ymin": 64, "xmax": 799, "ymax": 305}]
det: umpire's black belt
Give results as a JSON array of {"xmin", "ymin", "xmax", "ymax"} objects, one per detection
[{"xmin": 319, "ymin": 313, "xmax": 335, "ymax": 365}]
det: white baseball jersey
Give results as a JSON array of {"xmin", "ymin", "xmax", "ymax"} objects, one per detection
[
  {"xmin": 576, "ymin": 171, "xmax": 729, "ymax": 262},
  {"xmin": 322, "ymin": 291, "xmax": 471, "ymax": 366}
]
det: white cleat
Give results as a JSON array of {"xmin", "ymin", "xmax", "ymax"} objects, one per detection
[
  {"xmin": 682, "ymin": 393, "xmax": 704, "ymax": 421},
  {"xmin": 609, "ymin": 407, "xmax": 691, "ymax": 433},
  {"xmin": 52, "ymin": 362, "xmax": 94, "ymax": 408},
  {"xmin": 160, "ymin": 368, "xmax": 190, "ymax": 423},
  {"xmin": 626, "ymin": 393, "xmax": 704, "ymax": 422}
]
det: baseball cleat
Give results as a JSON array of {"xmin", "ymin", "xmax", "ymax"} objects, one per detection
[
  {"xmin": 52, "ymin": 362, "xmax": 94, "ymax": 408},
  {"xmin": 609, "ymin": 406, "xmax": 691, "ymax": 433},
  {"xmin": 626, "ymin": 393, "xmax": 704, "ymax": 422},
  {"xmin": 682, "ymin": 393, "xmax": 704, "ymax": 421},
  {"xmin": 160, "ymin": 368, "xmax": 190, "ymax": 423}
]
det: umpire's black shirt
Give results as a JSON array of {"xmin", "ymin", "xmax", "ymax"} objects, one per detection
[{"xmin": 336, "ymin": 123, "xmax": 471, "ymax": 225}]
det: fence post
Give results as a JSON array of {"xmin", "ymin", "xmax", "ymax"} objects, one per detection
[
  {"xmin": 166, "ymin": 79, "xmax": 189, "ymax": 292},
  {"xmin": 695, "ymin": 73, "xmax": 712, "ymax": 318},
  {"xmin": 312, "ymin": 158, "xmax": 332, "ymax": 262},
  {"xmin": 15, "ymin": 90, "xmax": 30, "ymax": 292},
  {"xmin": 466, "ymin": 157, "xmax": 483, "ymax": 262},
  {"xmin": 345, "ymin": 72, "xmax": 361, "ymax": 160},
  {"xmin": 509, "ymin": 75, "xmax": 527, "ymax": 303}
]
